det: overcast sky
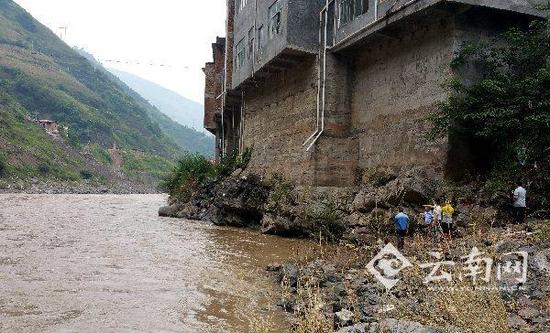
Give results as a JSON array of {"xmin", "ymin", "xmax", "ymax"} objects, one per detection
[{"xmin": 14, "ymin": 0, "xmax": 227, "ymax": 104}]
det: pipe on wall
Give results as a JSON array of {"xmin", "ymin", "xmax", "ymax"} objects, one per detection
[
  {"xmin": 302, "ymin": 6, "xmax": 325, "ymax": 148},
  {"xmin": 305, "ymin": 0, "xmax": 330, "ymax": 152}
]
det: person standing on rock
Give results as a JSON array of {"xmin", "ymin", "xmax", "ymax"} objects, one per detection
[
  {"xmin": 512, "ymin": 182, "xmax": 527, "ymax": 224},
  {"xmin": 441, "ymin": 201, "xmax": 454, "ymax": 238},
  {"xmin": 394, "ymin": 209, "xmax": 409, "ymax": 250}
]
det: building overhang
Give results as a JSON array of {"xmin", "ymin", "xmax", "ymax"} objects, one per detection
[{"xmin": 332, "ymin": 0, "xmax": 548, "ymax": 52}]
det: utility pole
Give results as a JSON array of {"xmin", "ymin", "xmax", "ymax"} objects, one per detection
[{"xmin": 58, "ymin": 26, "xmax": 68, "ymax": 41}]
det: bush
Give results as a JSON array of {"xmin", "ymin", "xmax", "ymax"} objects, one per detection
[
  {"xmin": 428, "ymin": 19, "xmax": 550, "ymax": 213},
  {"xmin": 215, "ymin": 147, "xmax": 253, "ymax": 177},
  {"xmin": 160, "ymin": 153, "xmax": 217, "ymax": 200},
  {"xmin": 80, "ymin": 170, "xmax": 93, "ymax": 180},
  {"xmin": 305, "ymin": 200, "xmax": 347, "ymax": 242},
  {"xmin": 0, "ymin": 156, "xmax": 6, "ymax": 178},
  {"xmin": 38, "ymin": 163, "xmax": 50, "ymax": 175}
]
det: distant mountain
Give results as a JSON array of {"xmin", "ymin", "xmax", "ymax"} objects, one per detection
[
  {"xmin": 76, "ymin": 49, "xmax": 214, "ymax": 157},
  {"xmin": 108, "ymin": 68, "xmax": 206, "ymax": 133},
  {"xmin": 0, "ymin": 0, "xmax": 210, "ymax": 185}
]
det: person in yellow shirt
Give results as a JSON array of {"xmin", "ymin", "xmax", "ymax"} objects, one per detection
[{"xmin": 441, "ymin": 201, "xmax": 454, "ymax": 237}]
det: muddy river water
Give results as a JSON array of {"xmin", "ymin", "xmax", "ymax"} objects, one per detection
[{"xmin": 0, "ymin": 194, "xmax": 306, "ymax": 332}]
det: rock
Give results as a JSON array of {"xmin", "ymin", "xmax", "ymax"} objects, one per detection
[
  {"xmin": 158, "ymin": 205, "xmax": 180, "ymax": 217},
  {"xmin": 533, "ymin": 248, "xmax": 550, "ymax": 275},
  {"xmin": 507, "ymin": 314, "xmax": 529, "ymax": 330},
  {"xmin": 518, "ymin": 307, "xmax": 540, "ymax": 320},
  {"xmin": 280, "ymin": 263, "xmax": 299, "ymax": 288},
  {"xmin": 231, "ymin": 168, "xmax": 243, "ymax": 177},
  {"xmin": 335, "ymin": 322, "xmax": 380, "ymax": 333},
  {"xmin": 352, "ymin": 191, "xmax": 377, "ymax": 213},
  {"xmin": 335, "ymin": 309, "xmax": 354, "ymax": 326},
  {"xmin": 380, "ymin": 318, "xmax": 448, "ymax": 333},
  {"xmin": 266, "ymin": 263, "xmax": 282, "ymax": 272},
  {"xmin": 208, "ymin": 176, "xmax": 269, "ymax": 227},
  {"xmin": 261, "ymin": 214, "xmax": 298, "ymax": 236}
]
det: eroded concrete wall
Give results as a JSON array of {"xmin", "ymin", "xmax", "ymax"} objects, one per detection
[
  {"xmin": 242, "ymin": 57, "xmax": 318, "ymax": 184},
  {"xmin": 349, "ymin": 14, "xmax": 454, "ymax": 179}
]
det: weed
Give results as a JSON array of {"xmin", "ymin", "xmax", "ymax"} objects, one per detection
[{"xmin": 305, "ymin": 199, "xmax": 346, "ymax": 242}]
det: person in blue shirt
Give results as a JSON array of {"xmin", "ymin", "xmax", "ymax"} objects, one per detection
[{"xmin": 394, "ymin": 208, "xmax": 409, "ymax": 250}]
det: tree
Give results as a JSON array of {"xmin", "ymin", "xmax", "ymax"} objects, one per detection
[{"xmin": 429, "ymin": 19, "xmax": 550, "ymax": 211}]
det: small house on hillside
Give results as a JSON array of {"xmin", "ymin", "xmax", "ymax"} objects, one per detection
[{"xmin": 38, "ymin": 120, "xmax": 60, "ymax": 136}]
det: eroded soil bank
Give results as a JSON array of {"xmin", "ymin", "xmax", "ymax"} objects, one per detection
[{"xmin": 0, "ymin": 194, "xmax": 312, "ymax": 332}]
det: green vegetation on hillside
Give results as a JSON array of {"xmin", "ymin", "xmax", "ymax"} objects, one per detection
[
  {"xmin": 0, "ymin": 91, "xmax": 89, "ymax": 180},
  {"xmin": 76, "ymin": 49, "xmax": 214, "ymax": 157},
  {"xmin": 429, "ymin": 19, "xmax": 550, "ymax": 210},
  {"xmin": 0, "ymin": 0, "xmax": 209, "ymax": 183}
]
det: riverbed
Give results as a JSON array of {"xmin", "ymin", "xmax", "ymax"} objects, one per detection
[{"xmin": 0, "ymin": 194, "xmax": 303, "ymax": 332}]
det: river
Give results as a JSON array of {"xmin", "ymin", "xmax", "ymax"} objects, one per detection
[{"xmin": 0, "ymin": 194, "xmax": 304, "ymax": 332}]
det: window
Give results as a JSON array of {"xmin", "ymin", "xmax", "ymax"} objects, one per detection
[
  {"xmin": 338, "ymin": 0, "xmax": 368, "ymax": 27},
  {"xmin": 268, "ymin": 0, "xmax": 283, "ymax": 39},
  {"xmin": 236, "ymin": 0, "xmax": 248, "ymax": 13},
  {"xmin": 247, "ymin": 27, "xmax": 255, "ymax": 60},
  {"xmin": 257, "ymin": 25, "xmax": 265, "ymax": 55},
  {"xmin": 236, "ymin": 39, "xmax": 246, "ymax": 69}
]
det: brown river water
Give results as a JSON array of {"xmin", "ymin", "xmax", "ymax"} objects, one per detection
[{"xmin": 0, "ymin": 194, "xmax": 306, "ymax": 332}]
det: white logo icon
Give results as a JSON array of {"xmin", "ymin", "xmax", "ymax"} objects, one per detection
[{"xmin": 367, "ymin": 243, "xmax": 412, "ymax": 291}]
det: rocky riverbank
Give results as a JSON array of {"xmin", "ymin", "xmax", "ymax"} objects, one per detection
[
  {"xmin": 0, "ymin": 177, "xmax": 158, "ymax": 194},
  {"xmin": 268, "ymin": 220, "xmax": 549, "ymax": 333},
  {"xmin": 159, "ymin": 169, "xmax": 549, "ymax": 332},
  {"xmin": 158, "ymin": 168, "xmax": 519, "ymax": 242}
]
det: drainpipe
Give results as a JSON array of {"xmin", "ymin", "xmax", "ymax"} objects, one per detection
[
  {"xmin": 240, "ymin": 90, "xmax": 245, "ymax": 153},
  {"xmin": 305, "ymin": 0, "xmax": 329, "ymax": 152},
  {"xmin": 303, "ymin": 8, "xmax": 324, "ymax": 148}
]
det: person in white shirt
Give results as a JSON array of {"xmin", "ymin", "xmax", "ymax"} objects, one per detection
[{"xmin": 512, "ymin": 182, "xmax": 527, "ymax": 224}]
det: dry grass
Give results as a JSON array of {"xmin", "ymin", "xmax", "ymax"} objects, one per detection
[
  {"xmin": 250, "ymin": 315, "xmax": 275, "ymax": 333},
  {"xmin": 293, "ymin": 282, "xmax": 332, "ymax": 333}
]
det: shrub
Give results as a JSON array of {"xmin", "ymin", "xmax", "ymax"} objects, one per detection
[
  {"xmin": 160, "ymin": 153, "xmax": 217, "ymax": 200},
  {"xmin": 305, "ymin": 200, "xmax": 347, "ymax": 242},
  {"xmin": 215, "ymin": 147, "xmax": 253, "ymax": 177},
  {"xmin": 269, "ymin": 173, "xmax": 295, "ymax": 208},
  {"xmin": 0, "ymin": 156, "xmax": 6, "ymax": 178},
  {"xmin": 38, "ymin": 162, "xmax": 50, "ymax": 175},
  {"xmin": 428, "ymin": 19, "xmax": 550, "ymax": 213},
  {"xmin": 80, "ymin": 170, "xmax": 93, "ymax": 180}
]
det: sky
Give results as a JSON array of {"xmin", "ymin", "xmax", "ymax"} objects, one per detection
[{"xmin": 14, "ymin": 0, "xmax": 227, "ymax": 104}]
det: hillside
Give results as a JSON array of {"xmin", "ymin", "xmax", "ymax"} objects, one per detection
[
  {"xmin": 76, "ymin": 49, "xmax": 214, "ymax": 157},
  {"xmin": 0, "ymin": 0, "xmax": 193, "ymax": 186},
  {"xmin": 108, "ymin": 68, "xmax": 205, "ymax": 132}
]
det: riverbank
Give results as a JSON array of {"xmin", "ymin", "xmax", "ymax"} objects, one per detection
[
  {"xmin": 0, "ymin": 177, "xmax": 159, "ymax": 194},
  {"xmin": 269, "ymin": 219, "xmax": 549, "ymax": 333},
  {"xmin": 160, "ymin": 170, "xmax": 549, "ymax": 332}
]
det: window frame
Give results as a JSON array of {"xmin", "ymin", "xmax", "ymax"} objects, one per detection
[
  {"xmin": 268, "ymin": 0, "xmax": 283, "ymax": 39},
  {"xmin": 235, "ymin": 38, "xmax": 246, "ymax": 69},
  {"xmin": 338, "ymin": 0, "xmax": 369, "ymax": 28}
]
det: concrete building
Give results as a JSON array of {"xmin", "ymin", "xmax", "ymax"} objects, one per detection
[{"xmin": 203, "ymin": 0, "xmax": 547, "ymax": 186}]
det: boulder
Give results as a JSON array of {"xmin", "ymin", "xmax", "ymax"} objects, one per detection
[
  {"xmin": 518, "ymin": 307, "xmax": 540, "ymax": 320},
  {"xmin": 261, "ymin": 214, "xmax": 294, "ymax": 235},
  {"xmin": 158, "ymin": 204, "xmax": 181, "ymax": 217},
  {"xmin": 380, "ymin": 319, "xmax": 449, "ymax": 333},
  {"xmin": 507, "ymin": 314, "xmax": 529, "ymax": 330},
  {"xmin": 335, "ymin": 309, "xmax": 354, "ymax": 327}
]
